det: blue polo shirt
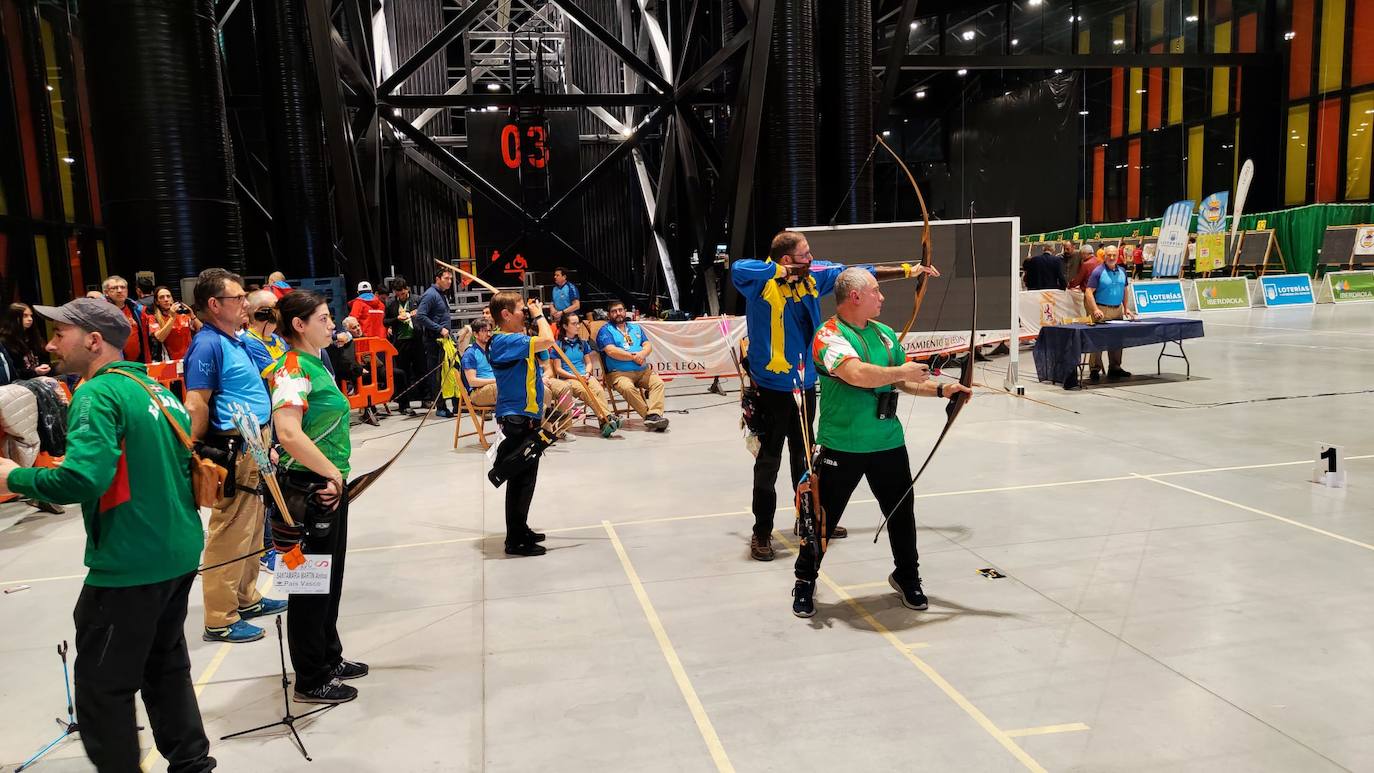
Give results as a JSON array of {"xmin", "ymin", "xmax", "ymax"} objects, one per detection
[
  {"xmin": 1087, "ymin": 263, "xmax": 1130, "ymax": 307},
  {"xmin": 488, "ymin": 332, "xmax": 543, "ymax": 418},
  {"xmin": 460, "ymin": 343, "xmax": 493, "ymax": 391},
  {"xmin": 551, "ymin": 338, "xmax": 592, "ymax": 377},
  {"xmin": 184, "ymin": 324, "xmax": 273, "ymax": 430},
  {"xmin": 551, "ymin": 281, "xmax": 579, "ymax": 312},
  {"xmin": 731, "ymin": 259, "xmax": 865, "ymax": 391},
  {"xmin": 596, "ymin": 321, "xmax": 649, "ymax": 373}
]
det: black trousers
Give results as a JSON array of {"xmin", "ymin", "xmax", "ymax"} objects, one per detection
[
  {"xmin": 73, "ymin": 572, "xmax": 216, "ymax": 773},
  {"xmin": 422, "ymin": 337, "xmax": 444, "ymax": 403},
  {"xmin": 285, "ymin": 475, "xmax": 349, "ymax": 692},
  {"xmin": 794, "ymin": 445, "xmax": 920, "ymax": 584},
  {"xmin": 750, "ymin": 386, "xmax": 816, "ymax": 538},
  {"xmin": 395, "ymin": 337, "xmax": 424, "ymax": 407},
  {"xmin": 497, "ymin": 417, "xmax": 541, "ymax": 545}
]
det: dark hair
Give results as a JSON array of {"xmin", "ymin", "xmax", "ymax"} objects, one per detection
[
  {"xmin": 487, "ymin": 291, "xmax": 522, "ymax": 323},
  {"xmin": 553, "ymin": 267, "xmax": 568, "ymax": 276},
  {"xmin": 768, "ymin": 230, "xmax": 807, "ymax": 261},
  {"xmin": 434, "ymin": 267, "xmax": 452, "ymax": 281},
  {"xmin": 276, "ymin": 290, "xmax": 329, "ymax": 344},
  {"xmin": 607, "ymin": 299, "xmax": 626, "ymax": 311},
  {"xmin": 193, "ymin": 268, "xmax": 245, "ymax": 311},
  {"xmin": 0, "ymin": 303, "xmax": 45, "ymax": 360},
  {"xmin": 470, "ymin": 318, "xmax": 492, "ymax": 334},
  {"xmin": 391, "ymin": 278, "xmax": 409, "ymax": 292},
  {"xmin": 136, "ymin": 276, "xmax": 155, "ymax": 294}
]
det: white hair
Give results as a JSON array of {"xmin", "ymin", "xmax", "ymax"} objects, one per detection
[{"xmin": 833, "ymin": 267, "xmax": 876, "ymax": 305}]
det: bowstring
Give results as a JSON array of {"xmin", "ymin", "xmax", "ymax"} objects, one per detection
[{"xmin": 826, "ymin": 138, "xmax": 882, "ymax": 228}]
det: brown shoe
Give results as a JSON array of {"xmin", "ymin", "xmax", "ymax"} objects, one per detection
[
  {"xmin": 832, "ymin": 525, "xmax": 848, "ymax": 539},
  {"xmin": 749, "ymin": 533, "xmax": 774, "ymax": 561}
]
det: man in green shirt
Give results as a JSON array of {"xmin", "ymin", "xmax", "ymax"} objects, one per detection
[
  {"xmin": 0, "ymin": 298, "xmax": 216, "ymax": 772},
  {"xmin": 791, "ymin": 269, "xmax": 971, "ymax": 618}
]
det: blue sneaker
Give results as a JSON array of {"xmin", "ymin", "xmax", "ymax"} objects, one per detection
[
  {"xmin": 238, "ymin": 597, "xmax": 289, "ymax": 620},
  {"xmin": 259, "ymin": 549, "xmax": 277, "ymax": 573},
  {"xmin": 203, "ymin": 620, "xmax": 265, "ymax": 643},
  {"xmin": 436, "ymin": 408, "xmax": 454, "ymax": 418}
]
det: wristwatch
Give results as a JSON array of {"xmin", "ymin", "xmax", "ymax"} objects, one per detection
[{"xmin": 936, "ymin": 384, "xmax": 944, "ymax": 399}]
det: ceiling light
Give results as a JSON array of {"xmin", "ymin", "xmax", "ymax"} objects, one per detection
[
  {"xmin": 45, "ymin": 84, "xmax": 53, "ymax": 91},
  {"xmin": 1029, "ymin": 0, "xmax": 1042, "ymax": 6},
  {"xmin": 62, "ymin": 156, "xmax": 75, "ymax": 164},
  {"xmin": 1136, "ymin": 89, "xmax": 1146, "ymax": 94},
  {"xmin": 910, "ymin": 21, "xmax": 919, "ymax": 29},
  {"xmin": 1054, "ymin": 68, "xmax": 1064, "ymax": 74},
  {"xmin": 882, "ymin": 130, "xmax": 891, "ymax": 136},
  {"xmin": 1284, "ymin": 31, "xmax": 1297, "ymax": 41},
  {"xmin": 486, "ymin": 83, "xmax": 500, "ymax": 91},
  {"xmin": 1113, "ymin": 39, "xmax": 1125, "ymax": 46},
  {"xmin": 1185, "ymin": 15, "xmax": 1199, "ymax": 22},
  {"xmin": 957, "ymin": 68, "xmax": 968, "ymax": 76},
  {"xmin": 1011, "ymin": 38, "xmax": 1019, "ymax": 46},
  {"xmin": 961, "ymin": 30, "xmax": 976, "ymax": 41},
  {"xmin": 1080, "ymin": 110, "xmax": 1090, "ymax": 115},
  {"xmin": 915, "ymin": 90, "xmax": 927, "ymax": 99}
]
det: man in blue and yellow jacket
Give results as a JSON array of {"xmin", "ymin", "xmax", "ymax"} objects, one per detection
[{"xmin": 730, "ymin": 230, "xmax": 938, "ymax": 561}]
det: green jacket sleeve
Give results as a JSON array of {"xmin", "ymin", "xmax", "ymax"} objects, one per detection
[{"xmin": 7, "ymin": 387, "xmax": 122, "ymax": 504}]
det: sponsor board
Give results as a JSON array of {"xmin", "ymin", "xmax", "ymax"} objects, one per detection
[
  {"xmin": 1132, "ymin": 280, "xmax": 1188, "ymax": 315},
  {"xmin": 1325, "ymin": 270, "xmax": 1374, "ymax": 303},
  {"xmin": 1193, "ymin": 277, "xmax": 1251, "ymax": 310},
  {"xmin": 1258, "ymin": 274, "xmax": 1315, "ymax": 307}
]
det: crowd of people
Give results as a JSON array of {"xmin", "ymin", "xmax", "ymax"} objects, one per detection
[
  {"xmin": 1021, "ymin": 240, "xmax": 1138, "ymax": 384},
  {"xmin": 0, "ymin": 233, "xmax": 979, "ymax": 770}
]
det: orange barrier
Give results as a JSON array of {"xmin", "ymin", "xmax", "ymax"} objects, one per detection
[
  {"xmin": 345, "ymin": 337, "xmax": 397, "ymax": 410},
  {"xmin": 147, "ymin": 360, "xmax": 186, "ymax": 400}
]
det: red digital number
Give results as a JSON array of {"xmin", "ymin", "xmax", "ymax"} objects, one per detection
[
  {"xmin": 525, "ymin": 125, "xmax": 548, "ymax": 169},
  {"xmin": 500, "ymin": 124, "xmax": 521, "ymax": 169}
]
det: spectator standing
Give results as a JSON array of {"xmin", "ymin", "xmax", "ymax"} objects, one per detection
[
  {"xmin": 148, "ymin": 287, "xmax": 201, "ymax": 361},
  {"xmin": 549, "ymin": 267, "xmax": 580, "ymax": 322},
  {"xmin": 103, "ymin": 275, "xmax": 153, "ymax": 363},
  {"xmin": 348, "ymin": 282, "xmax": 387, "ymax": 339},
  {"xmin": 412, "ymin": 268, "xmax": 453, "ymax": 408},
  {"xmin": 239, "ymin": 290, "xmax": 287, "ymax": 375},
  {"xmin": 384, "ymin": 279, "xmax": 422, "ymax": 415},
  {"xmin": 1022, "ymin": 244, "xmax": 1068, "ymax": 291},
  {"xmin": 184, "ymin": 269, "xmax": 288, "ymax": 644},
  {"xmin": 1, "ymin": 302, "xmax": 53, "ymax": 378}
]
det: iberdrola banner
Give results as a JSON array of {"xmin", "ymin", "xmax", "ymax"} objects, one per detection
[
  {"xmin": 1154, "ymin": 199, "xmax": 1195, "ymax": 277},
  {"xmin": 1193, "ymin": 192, "xmax": 1229, "ymax": 272}
]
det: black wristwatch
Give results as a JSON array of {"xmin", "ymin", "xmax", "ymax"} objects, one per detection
[{"xmin": 936, "ymin": 384, "xmax": 944, "ymax": 399}]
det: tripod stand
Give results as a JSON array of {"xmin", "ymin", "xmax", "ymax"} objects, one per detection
[
  {"xmin": 220, "ymin": 616, "xmax": 334, "ymax": 761},
  {"xmin": 16, "ymin": 642, "xmax": 78, "ymax": 772}
]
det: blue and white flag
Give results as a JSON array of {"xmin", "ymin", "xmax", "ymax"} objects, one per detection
[{"xmin": 1154, "ymin": 199, "xmax": 1195, "ymax": 278}]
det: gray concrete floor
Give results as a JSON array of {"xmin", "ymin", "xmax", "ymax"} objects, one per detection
[{"xmin": 2, "ymin": 304, "xmax": 1373, "ymax": 772}]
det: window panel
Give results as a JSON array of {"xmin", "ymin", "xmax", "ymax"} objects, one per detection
[
  {"xmin": 1347, "ymin": 91, "xmax": 1374, "ymax": 200},
  {"xmin": 1289, "ymin": 0, "xmax": 1315, "ymax": 99},
  {"xmin": 1130, "ymin": 68, "xmax": 1144, "ymax": 134},
  {"xmin": 1285, "ymin": 104, "xmax": 1310, "ymax": 205},
  {"xmin": 1319, "ymin": 0, "xmax": 1347, "ymax": 94},
  {"xmin": 1316, "ymin": 97, "xmax": 1341, "ymax": 201},
  {"xmin": 1212, "ymin": 22, "xmax": 1232, "ymax": 116},
  {"xmin": 1353, "ymin": 0, "xmax": 1374, "ymax": 86},
  {"xmin": 1188, "ymin": 124, "xmax": 1204, "ymax": 202}
]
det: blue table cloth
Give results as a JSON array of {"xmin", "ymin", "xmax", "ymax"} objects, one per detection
[{"xmin": 1032, "ymin": 317, "xmax": 1204, "ymax": 386}]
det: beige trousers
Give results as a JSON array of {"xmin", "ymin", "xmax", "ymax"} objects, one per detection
[
  {"xmin": 468, "ymin": 383, "xmax": 497, "ymax": 408},
  {"xmin": 1088, "ymin": 304, "xmax": 1125, "ymax": 372},
  {"xmin": 202, "ymin": 444, "xmax": 265, "ymax": 628},
  {"xmin": 564, "ymin": 377, "xmax": 612, "ymax": 420},
  {"xmin": 608, "ymin": 367, "xmax": 665, "ymax": 418}
]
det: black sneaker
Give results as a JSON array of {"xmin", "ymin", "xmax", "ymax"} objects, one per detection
[
  {"xmin": 293, "ymin": 678, "xmax": 358, "ymax": 705},
  {"xmin": 1107, "ymin": 367, "xmax": 1132, "ymax": 380},
  {"xmin": 331, "ymin": 659, "xmax": 369, "ymax": 680},
  {"xmin": 644, "ymin": 414, "xmax": 670, "ymax": 432},
  {"xmin": 1088, "ymin": 370, "xmax": 1102, "ymax": 384},
  {"xmin": 505, "ymin": 542, "xmax": 547, "ymax": 557},
  {"xmin": 792, "ymin": 580, "xmax": 816, "ymax": 618},
  {"xmin": 888, "ymin": 572, "xmax": 928, "ymax": 611},
  {"xmin": 524, "ymin": 530, "xmax": 546, "ymax": 543}
]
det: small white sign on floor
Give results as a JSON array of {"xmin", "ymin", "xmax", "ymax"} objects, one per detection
[
  {"xmin": 272, "ymin": 554, "xmax": 333, "ymax": 594},
  {"xmin": 1313, "ymin": 443, "xmax": 1346, "ymax": 488}
]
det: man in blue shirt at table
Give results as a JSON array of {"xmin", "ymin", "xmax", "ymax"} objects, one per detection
[
  {"xmin": 549, "ymin": 267, "xmax": 580, "ymax": 323},
  {"xmin": 596, "ymin": 300, "xmax": 668, "ymax": 431},
  {"xmin": 1084, "ymin": 245, "xmax": 1137, "ymax": 382},
  {"xmin": 730, "ymin": 230, "xmax": 939, "ymax": 561}
]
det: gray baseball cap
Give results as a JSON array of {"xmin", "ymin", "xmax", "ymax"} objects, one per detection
[{"xmin": 33, "ymin": 297, "xmax": 132, "ymax": 350}]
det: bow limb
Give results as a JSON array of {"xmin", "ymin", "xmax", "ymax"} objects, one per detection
[
  {"xmin": 874, "ymin": 134, "xmax": 932, "ymax": 342},
  {"xmin": 435, "ymin": 257, "xmax": 501, "ymax": 295}
]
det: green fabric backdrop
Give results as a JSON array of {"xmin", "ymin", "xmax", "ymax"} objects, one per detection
[{"xmin": 1023, "ymin": 203, "xmax": 1374, "ymax": 275}]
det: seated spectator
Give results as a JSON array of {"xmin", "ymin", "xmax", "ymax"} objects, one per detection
[
  {"xmin": 148, "ymin": 286, "xmax": 201, "ymax": 361},
  {"xmin": 460, "ymin": 319, "xmax": 497, "ymax": 409},
  {"xmin": 1, "ymin": 303, "xmax": 53, "ymax": 378},
  {"xmin": 544, "ymin": 312, "xmax": 618, "ymax": 438},
  {"xmin": 595, "ymin": 300, "xmax": 668, "ymax": 431},
  {"xmin": 1022, "ymin": 244, "xmax": 1067, "ymax": 291},
  {"xmin": 348, "ymin": 282, "xmax": 387, "ymax": 339}
]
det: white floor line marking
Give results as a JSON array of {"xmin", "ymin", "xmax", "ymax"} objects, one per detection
[
  {"xmin": 603, "ymin": 521, "xmax": 734, "ymax": 773},
  {"xmin": 1005, "ymin": 723, "xmax": 1091, "ymax": 738},
  {"xmin": 10, "ymin": 453, "xmax": 1372, "ymax": 587},
  {"xmin": 141, "ymin": 575, "xmax": 271, "ymax": 771},
  {"xmin": 1132, "ymin": 474, "xmax": 1374, "ymax": 552},
  {"xmin": 775, "ymin": 532, "xmax": 1047, "ymax": 773}
]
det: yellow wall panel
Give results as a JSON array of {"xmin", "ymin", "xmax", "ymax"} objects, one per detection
[
  {"xmin": 39, "ymin": 19, "xmax": 75, "ymax": 222},
  {"xmin": 1319, "ymin": 0, "xmax": 1347, "ymax": 93},
  {"xmin": 1079, "ymin": 28, "xmax": 1091, "ymax": 54},
  {"xmin": 1286, "ymin": 104, "xmax": 1310, "ymax": 205},
  {"xmin": 1149, "ymin": 0, "xmax": 1165, "ymax": 39},
  {"xmin": 1188, "ymin": 125, "xmax": 1204, "ymax": 203},
  {"xmin": 1129, "ymin": 68, "xmax": 1144, "ymax": 134},
  {"xmin": 1212, "ymin": 22, "xmax": 1231, "ymax": 117},
  {"xmin": 33, "ymin": 236, "xmax": 55, "ymax": 306},
  {"xmin": 1348, "ymin": 92, "xmax": 1374, "ymax": 201},
  {"xmin": 1169, "ymin": 37, "xmax": 1184, "ymax": 125}
]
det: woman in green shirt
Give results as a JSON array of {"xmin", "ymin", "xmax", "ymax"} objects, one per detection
[{"xmin": 268, "ymin": 291, "xmax": 367, "ymax": 705}]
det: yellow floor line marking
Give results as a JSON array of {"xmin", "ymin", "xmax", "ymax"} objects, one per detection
[
  {"xmin": 775, "ymin": 532, "xmax": 1046, "ymax": 773},
  {"xmin": 11, "ymin": 453, "xmax": 1373, "ymax": 586},
  {"xmin": 904, "ymin": 641, "xmax": 932, "ymax": 650},
  {"xmin": 1132, "ymin": 474, "xmax": 1374, "ymax": 552},
  {"xmin": 839, "ymin": 580, "xmax": 893, "ymax": 592},
  {"xmin": 140, "ymin": 575, "xmax": 271, "ymax": 772},
  {"xmin": 1005, "ymin": 722, "xmax": 1091, "ymax": 738},
  {"xmin": 603, "ymin": 521, "xmax": 734, "ymax": 773}
]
